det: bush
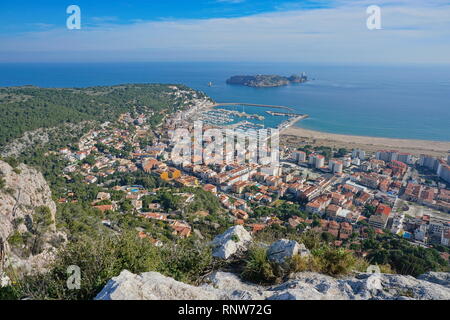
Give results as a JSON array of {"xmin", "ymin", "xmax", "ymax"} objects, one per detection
[
  {"xmin": 298, "ymin": 230, "xmax": 322, "ymax": 250},
  {"xmin": 7, "ymin": 231, "xmax": 24, "ymax": 247},
  {"xmin": 241, "ymin": 246, "xmax": 278, "ymax": 284},
  {"xmin": 34, "ymin": 206, "xmax": 54, "ymax": 229},
  {"xmin": 7, "ymin": 232, "xmax": 161, "ymax": 300},
  {"xmin": 5, "ymin": 232, "xmax": 214, "ymax": 300},
  {"xmin": 0, "ymin": 286, "xmax": 19, "ymax": 300},
  {"xmin": 353, "ymin": 256, "xmax": 370, "ymax": 273},
  {"xmin": 158, "ymin": 240, "xmax": 214, "ymax": 284},
  {"xmin": 365, "ymin": 235, "xmax": 449, "ymax": 276},
  {"xmin": 289, "ymin": 254, "xmax": 321, "ymax": 273},
  {"xmin": 313, "ymin": 247, "xmax": 356, "ymax": 277}
]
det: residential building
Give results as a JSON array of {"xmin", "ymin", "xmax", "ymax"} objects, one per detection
[
  {"xmin": 352, "ymin": 149, "xmax": 366, "ymax": 160},
  {"xmin": 309, "ymin": 154, "xmax": 325, "ymax": 169},
  {"xmin": 376, "ymin": 150, "xmax": 398, "ymax": 162},
  {"xmin": 293, "ymin": 151, "xmax": 307, "ymax": 163},
  {"xmin": 441, "ymin": 229, "xmax": 450, "ymax": 247},
  {"xmin": 368, "ymin": 214, "xmax": 389, "ymax": 229},
  {"xmin": 329, "ymin": 159, "xmax": 343, "ymax": 174},
  {"xmin": 437, "ymin": 160, "xmax": 450, "ymax": 184},
  {"xmin": 397, "ymin": 153, "xmax": 414, "ymax": 165},
  {"xmin": 419, "ymin": 154, "xmax": 439, "ymax": 171}
]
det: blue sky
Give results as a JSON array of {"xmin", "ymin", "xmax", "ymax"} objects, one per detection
[
  {"xmin": 0, "ymin": 0, "xmax": 331, "ymax": 33},
  {"xmin": 1, "ymin": 0, "xmax": 450, "ymax": 64}
]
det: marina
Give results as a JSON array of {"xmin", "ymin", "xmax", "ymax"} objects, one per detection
[{"xmin": 191, "ymin": 102, "xmax": 308, "ymax": 131}]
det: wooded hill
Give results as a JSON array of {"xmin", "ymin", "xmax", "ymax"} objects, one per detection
[{"xmin": 0, "ymin": 84, "xmax": 204, "ymax": 147}]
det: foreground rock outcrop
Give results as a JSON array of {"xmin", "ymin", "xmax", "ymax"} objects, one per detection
[
  {"xmin": 0, "ymin": 160, "xmax": 64, "ymax": 275},
  {"xmin": 267, "ymin": 239, "xmax": 310, "ymax": 264},
  {"xmin": 96, "ymin": 270, "xmax": 450, "ymax": 300},
  {"xmin": 211, "ymin": 226, "xmax": 252, "ymax": 260}
]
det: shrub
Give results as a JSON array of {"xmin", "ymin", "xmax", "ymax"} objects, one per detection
[
  {"xmin": 5, "ymin": 232, "xmax": 214, "ymax": 300},
  {"xmin": 0, "ymin": 286, "xmax": 19, "ymax": 300},
  {"xmin": 379, "ymin": 264, "xmax": 395, "ymax": 274},
  {"xmin": 7, "ymin": 231, "xmax": 24, "ymax": 247},
  {"xmin": 231, "ymin": 234, "xmax": 240, "ymax": 242},
  {"xmin": 313, "ymin": 247, "xmax": 356, "ymax": 277},
  {"xmin": 34, "ymin": 206, "xmax": 54, "ymax": 229},
  {"xmin": 158, "ymin": 240, "xmax": 213, "ymax": 284},
  {"xmin": 8, "ymin": 232, "xmax": 161, "ymax": 300},
  {"xmin": 289, "ymin": 254, "xmax": 321, "ymax": 273},
  {"xmin": 241, "ymin": 246, "xmax": 278, "ymax": 284},
  {"xmin": 353, "ymin": 256, "xmax": 370, "ymax": 273},
  {"xmin": 298, "ymin": 230, "xmax": 322, "ymax": 250}
]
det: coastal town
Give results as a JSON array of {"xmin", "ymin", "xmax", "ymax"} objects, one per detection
[
  {"xmin": 2, "ymin": 0, "xmax": 450, "ymax": 305},
  {"xmin": 53, "ymin": 89, "xmax": 450, "ymax": 262}
]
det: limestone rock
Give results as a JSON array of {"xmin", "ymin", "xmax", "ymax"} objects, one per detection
[
  {"xmin": 0, "ymin": 272, "xmax": 11, "ymax": 287},
  {"xmin": 0, "ymin": 160, "xmax": 62, "ymax": 274},
  {"xmin": 206, "ymin": 271, "xmax": 266, "ymax": 300},
  {"xmin": 96, "ymin": 270, "xmax": 450, "ymax": 301},
  {"xmin": 298, "ymin": 243, "xmax": 311, "ymax": 257},
  {"xmin": 417, "ymin": 272, "xmax": 450, "ymax": 287},
  {"xmin": 95, "ymin": 270, "xmax": 228, "ymax": 300},
  {"xmin": 211, "ymin": 226, "xmax": 252, "ymax": 260},
  {"xmin": 267, "ymin": 239, "xmax": 309, "ymax": 264}
]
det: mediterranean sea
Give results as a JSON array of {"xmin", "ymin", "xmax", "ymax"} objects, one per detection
[{"xmin": 0, "ymin": 62, "xmax": 449, "ymax": 141}]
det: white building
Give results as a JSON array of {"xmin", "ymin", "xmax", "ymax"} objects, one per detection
[
  {"xmin": 414, "ymin": 224, "xmax": 428, "ymax": 242},
  {"xmin": 293, "ymin": 151, "xmax": 307, "ymax": 163},
  {"xmin": 329, "ymin": 159, "xmax": 343, "ymax": 174},
  {"xmin": 397, "ymin": 153, "xmax": 414, "ymax": 165},
  {"xmin": 419, "ymin": 154, "xmax": 439, "ymax": 171},
  {"xmin": 309, "ymin": 154, "xmax": 325, "ymax": 169},
  {"xmin": 343, "ymin": 157, "xmax": 352, "ymax": 168},
  {"xmin": 376, "ymin": 150, "xmax": 398, "ymax": 162},
  {"xmin": 352, "ymin": 149, "xmax": 366, "ymax": 160},
  {"xmin": 390, "ymin": 214, "xmax": 405, "ymax": 235},
  {"xmin": 429, "ymin": 218, "xmax": 450, "ymax": 237},
  {"xmin": 442, "ymin": 229, "xmax": 450, "ymax": 247},
  {"xmin": 260, "ymin": 165, "xmax": 281, "ymax": 176},
  {"xmin": 437, "ymin": 161, "xmax": 450, "ymax": 184}
]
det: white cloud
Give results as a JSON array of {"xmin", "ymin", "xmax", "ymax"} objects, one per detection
[
  {"xmin": 1, "ymin": 1, "xmax": 450, "ymax": 63},
  {"xmin": 216, "ymin": 0, "xmax": 246, "ymax": 3}
]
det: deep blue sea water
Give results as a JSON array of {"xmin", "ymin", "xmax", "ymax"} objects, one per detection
[{"xmin": 0, "ymin": 62, "xmax": 449, "ymax": 141}]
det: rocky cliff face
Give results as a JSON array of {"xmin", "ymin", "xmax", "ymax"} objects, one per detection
[
  {"xmin": 0, "ymin": 160, "xmax": 64, "ymax": 275},
  {"xmin": 95, "ymin": 270, "xmax": 450, "ymax": 300}
]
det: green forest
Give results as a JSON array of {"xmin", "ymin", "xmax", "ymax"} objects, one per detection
[{"xmin": 0, "ymin": 84, "xmax": 201, "ymax": 147}]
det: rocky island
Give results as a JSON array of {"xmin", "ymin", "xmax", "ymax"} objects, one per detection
[{"xmin": 226, "ymin": 73, "xmax": 308, "ymax": 87}]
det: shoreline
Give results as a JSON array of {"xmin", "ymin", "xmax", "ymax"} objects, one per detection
[
  {"xmin": 207, "ymin": 101, "xmax": 450, "ymax": 156},
  {"xmin": 281, "ymin": 126, "xmax": 450, "ymax": 157}
]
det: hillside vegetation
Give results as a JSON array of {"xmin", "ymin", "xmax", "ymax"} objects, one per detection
[{"xmin": 0, "ymin": 84, "xmax": 203, "ymax": 147}]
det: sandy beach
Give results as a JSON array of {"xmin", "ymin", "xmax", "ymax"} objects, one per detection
[{"xmin": 281, "ymin": 126, "xmax": 450, "ymax": 157}]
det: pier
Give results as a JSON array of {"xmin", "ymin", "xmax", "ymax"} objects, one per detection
[
  {"xmin": 213, "ymin": 103, "xmax": 295, "ymax": 112},
  {"xmin": 266, "ymin": 111, "xmax": 305, "ymax": 117},
  {"xmin": 278, "ymin": 114, "xmax": 309, "ymax": 131}
]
